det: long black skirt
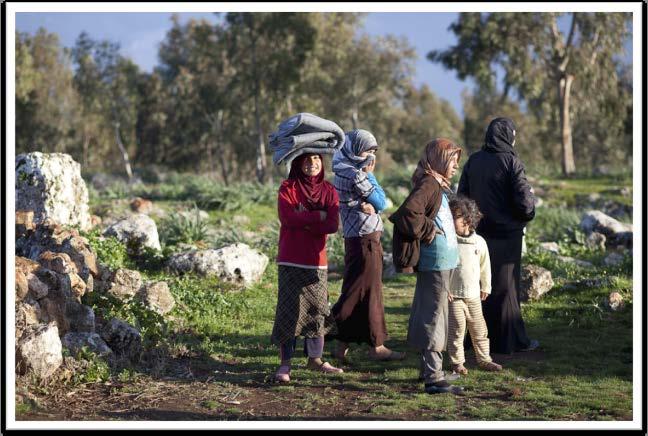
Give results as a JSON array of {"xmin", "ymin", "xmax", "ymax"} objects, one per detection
[{"xmin": 481, "ymin": 235, "xmax": 531, "ymax": 354}]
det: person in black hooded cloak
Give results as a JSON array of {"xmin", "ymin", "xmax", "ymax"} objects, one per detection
[{"xmin": 457, "ymin": 117, "xmax": 539, "ymax": 355}]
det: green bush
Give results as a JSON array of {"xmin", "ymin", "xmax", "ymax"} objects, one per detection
[
  {"xmin": 158, "ymin": 205, "xmax": 210, "ymax": 248},
  {"xmin": 83, "ymin": 229, "xmax": 134, "ymax": 271}
]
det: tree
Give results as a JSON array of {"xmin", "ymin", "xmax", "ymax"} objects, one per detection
[
  {"xmin": 15, "ymin": 29, "xmax": 79, "ymax": 156},
  {"xmin": 429, "ymin": 12, "xmax": 631, "ymax": 176}
]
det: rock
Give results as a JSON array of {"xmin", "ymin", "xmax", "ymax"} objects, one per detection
[
  {"xmin": 179, "ymin": 209, "xmax": 210, "ymax": 222},
  {"xmin": 103, "ymin": 213, "xmax": 161, "ymax": 254},
  {"xmin": 382, "ymin": 252, "xmax": 397, "ymax": 279},
  {"xmin": 100, "ymin": 318, "xmax": 142, "ymax": 361},
  {"xmin": 38, "ymin": 251, "xmax": 78, "ymax": 274},
  {"xmin": 15, "ymin": 300, "xmax": 44, "ymax": 340},
  {"xmin": 62, "ymin": 332, "xmax": 112, "ymax": 357},
  {"xmin": 105, "ymin": 269, "xmax": 143, "ymax": 301},
  {"xmin": 137, "ymin": 281, "xmax": 175, "ymax": 315},
  {"xmin": 27, "ymin": 272, "xmax": 49, "ymax": 300},
  {"xmin": 16, "ymin": 323, "xmax": 63, "ymax": 379},
  {"xmin": 58, "ymin": 272, "xmax": 87, "ymax": 301},
  {"xmin": 585, "ymin": 232, "xmax": 606, "ymax": 251},
  {"xmin": 232, "ymin": 215, "xmax": 251, "ymax": 226},
  {"xmin": 606, "ymin": 292, "xmax": 625, "ymax": 311},
  {"xmin": 604, "ymin": 252, "xmax": 625, "ymax": 267},
  {"xmin": 90, "ymin": 215, "xmax": 102, "ymax": 228},
  {"xmin": 39, "ymin": 293, "xmax": 70, "ymax": 336},
  {"xmin": 167, "ymin": 243, "xmax": 269, "ymax": 287},
  {"xmin": 16, "ymin": 256, "xmax": 41, "ymax": 275},
  {"xmin": 130, "ymin": 197, "xmax": 153, "ymax": 214},
  {"xmin": 61, "ymin": 235, "xmax": 99, "ymax": 280},
  {"xmin": 16, "ymin": 269, "xmax": 29, "ymax": 301},
  {"xmin": 537, "ymin": 242, "xmax": 560, "ymax": 255},
  {"xmin": 65, "ymin": 301, "xmax": 95, "ymax": 333},
  {"xmin": 15, "ymin": 152, "xmax": 92, "ymax": 231},
  {"xmin": 556, "ymin": 255, "xmax": 594, "ymax": 268},
  {"xmin": 16, "ymin": 210, "xmax": 36, "ymax": 238},
  {"xmin": 580, "ymin": 210, "xmax": 631, "ymax": 238},
  {"xmin": 520, "ymin": 265, "xmax": 555, "ymax": 302}
]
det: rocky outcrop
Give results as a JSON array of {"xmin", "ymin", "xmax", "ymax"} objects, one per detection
[
  {"xmin": 99, "ymin": 319, "xmax": 142, "ymax": 361},
  {"xmin": 167, "ymin": 243, "xmax": 269, "ymax": 287},
  {"xmin": 580, "ymin": 210, "xmax": 633, "ymax": 249},
  {"xmin": 15, "ymin": 152, "xmax": 92, "ymax": 231}
]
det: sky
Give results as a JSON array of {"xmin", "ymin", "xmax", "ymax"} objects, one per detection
[{"xmin": 15, "ymin": 11, "xmax": 471, "ymax": 116}]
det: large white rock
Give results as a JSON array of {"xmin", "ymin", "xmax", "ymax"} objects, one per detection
[
  {"xmin": 103, "ymin": 213, "xmax": 161, "ymax": 254},
  {"xmin": 167, "ymin": 243, "xmax": 269, "ymax": 287},
  {"xmin": 15, "ymin": 152, "xmax": 92, "ymax": 231},
  {"xmin": 16, "ymin": 323, "xmax": 63, "ymax": 379},
  {"xmin": 580, "ymin": 210, "xmax": 632, "ymax": 237}
]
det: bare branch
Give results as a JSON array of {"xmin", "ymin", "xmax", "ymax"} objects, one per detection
[{"xmin": 588, "ymin": 29, "xmax": 601, "ymax": 66}]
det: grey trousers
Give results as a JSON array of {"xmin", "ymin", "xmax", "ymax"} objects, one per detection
[{"xmin": 420, "ymin": 349, "xmax": 445, "ymax": 384}]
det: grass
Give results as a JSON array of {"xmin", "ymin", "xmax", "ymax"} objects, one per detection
[{"xmin": 17, "ymin": 174, "xmax": 634, "ymax": 422}]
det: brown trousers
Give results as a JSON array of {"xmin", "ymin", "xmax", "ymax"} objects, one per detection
[{"xmin": 329, "ymin": 232, "xmax": 388, "ymax": 346}]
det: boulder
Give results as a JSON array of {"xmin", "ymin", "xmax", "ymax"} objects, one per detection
[
  {"xmin": 103, "ymin": 213, "xmax": 161, "ymax": 254},
  {"xmin": 520, "ymin": 265, "xmax": 554, "ymax": 302},
  {"xmin": 584, "ymin": 232, "xmax": 606, "ymax": 251},
  {"xmin": 382, "ymin": 252, "xmax": 397, "ymax": 279},
  {"xmin": 232, "ymin": 215, "xmax": 251, "ymax": 226},
  {"xmin": 605, "ymin": 292, "xmax": 625, "ymax": 311},
  {"xmin": 167, "ymin": 243, "xmax": 269, "ymax": 287},
  {"xmin": 62, "ymin": 332, "xmax": 112, "ymax": 358},
  {"xmin": 604, "ymin": 252, "xmax": 625, "ymax": 267},
  {"xmin": 137, "ymin": 281, "xmax": 175, "ymax": 315},
  {"xmin": 105, "ymin": 268, "xmax": 143, "ymax": 301},
  {"xmin": 16, "ymin": 323, "xmax": 63, "ymax": 379},
  {"xmin": 27, "ymin": 272, "xmax": 49, "ymax": 300},
  {"xmin": 580, "ymin": 210, "xmax": 632, "ymax": 239},
  {"xmin": 130, "ymin": 197, "xmax": 153, "ymax": 214},
  {"xmin": 100, "ymin": 318, "xmax": 142, "ymax": 361},
  {"xmin": 15, "ymin": 152, "xmax": 92, "ymax": 231},
  {"xmin": 537, "ymin": 242, "xmax": 560, "ymax": 255}
]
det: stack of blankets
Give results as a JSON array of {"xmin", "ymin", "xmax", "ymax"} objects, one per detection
[{"xmin": 269, "ymin": 113, "xmax": 345, "ymax": 166}]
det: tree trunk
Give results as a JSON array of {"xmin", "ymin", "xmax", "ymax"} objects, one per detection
[
  {"xmin": 558, "ymin": 74, "xmax": 576, "ymax": 176},
  {"xmin": 250, "ymin": 34, "xmax": 268, "ymax": 184},
  {"xmin": 215, "ymin": 110, "xmax": 230, "ymax": 186},
  {"xmin": 113, "ymin": 123, "xmax": 133, "ymax": 181}
]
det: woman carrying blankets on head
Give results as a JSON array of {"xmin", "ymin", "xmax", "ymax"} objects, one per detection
[
  {"xmin": 328, "ymin": 129, "xmax": 405, "ymax": 363},
  {"xmin": 389, "ymin": 138, "xmax": 464, "ymax": 395},
  {"xmin": 269, "ymin": 113, "xmax": 346, "ymax": 383}
]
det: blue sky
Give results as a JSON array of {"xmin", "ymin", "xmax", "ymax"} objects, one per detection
[{"xmin": 15, "ymin": 12, "xmax": 471, "ymax": 116}]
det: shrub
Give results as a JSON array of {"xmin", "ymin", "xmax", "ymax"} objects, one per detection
[{"xmin": 158, "ymin": 205, "xmax": 210, "ymax": 248}]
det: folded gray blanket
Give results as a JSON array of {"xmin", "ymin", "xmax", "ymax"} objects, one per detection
[{"xmin": 269, "ymin": 113, "xmax": 345, "ymax": 165}]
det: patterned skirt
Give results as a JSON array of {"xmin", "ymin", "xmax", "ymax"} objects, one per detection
[{"xmin": 271, "ymin": 265, "xmax": 337, "ymax": 345}]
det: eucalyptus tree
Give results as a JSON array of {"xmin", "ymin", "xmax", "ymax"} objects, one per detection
[
  {"xmin": 71, "ymin": 32, "xmax": 141, "ymax": 177},
  {"xmin": 15, "ymin": 29, "xmax": 80, "ymax": 157},
  {"xmin": 429, "ymin": 12, "xmax": 632, "ymax": 176},
  {"xmin": 224, "ymin": 12, "xmax": 316, "ymax": 184}
]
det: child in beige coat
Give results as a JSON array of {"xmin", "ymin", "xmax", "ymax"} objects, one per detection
[{"xmin": 447, "ymin": 196, "xmax": 502, "ymax": 374}]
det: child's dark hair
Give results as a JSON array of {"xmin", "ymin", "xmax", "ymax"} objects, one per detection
[{"xmin": 449, "ymin": 195, "xmax": 483, "ymax": 230}]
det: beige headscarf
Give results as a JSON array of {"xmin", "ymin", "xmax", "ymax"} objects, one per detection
[{"xmin": 411, "ymin": 138, "xmax": 462, "ymax": 190}]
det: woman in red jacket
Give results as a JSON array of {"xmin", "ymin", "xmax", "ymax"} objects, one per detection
[{"xmin": 271, "ymin": 153, "xmax": 344, "ymax": 383}]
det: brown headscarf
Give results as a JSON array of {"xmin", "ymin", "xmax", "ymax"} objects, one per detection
[{"xmin": 411, "ymin": 138, "xmax": 462, "ymax": 190}]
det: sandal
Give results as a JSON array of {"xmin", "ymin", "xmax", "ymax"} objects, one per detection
[
  {"xmin": 308, "ymin": 361, "xmax": 343, "ymax": 374},
  {"xmin": 452, "ymin": 364, "xmax": 469, "ymax": 375},
  {"xmin": 479, "ymin": 361, "xmax": 503, "ymax": 372},
  {"xmin": 274, "ymin": 364, "xmax": 291, "ymax": 383}
]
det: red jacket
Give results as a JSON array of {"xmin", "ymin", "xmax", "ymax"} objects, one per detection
[{"xmin": 276, "ymin": 179, "xmax": 340, "ymax": 268}]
